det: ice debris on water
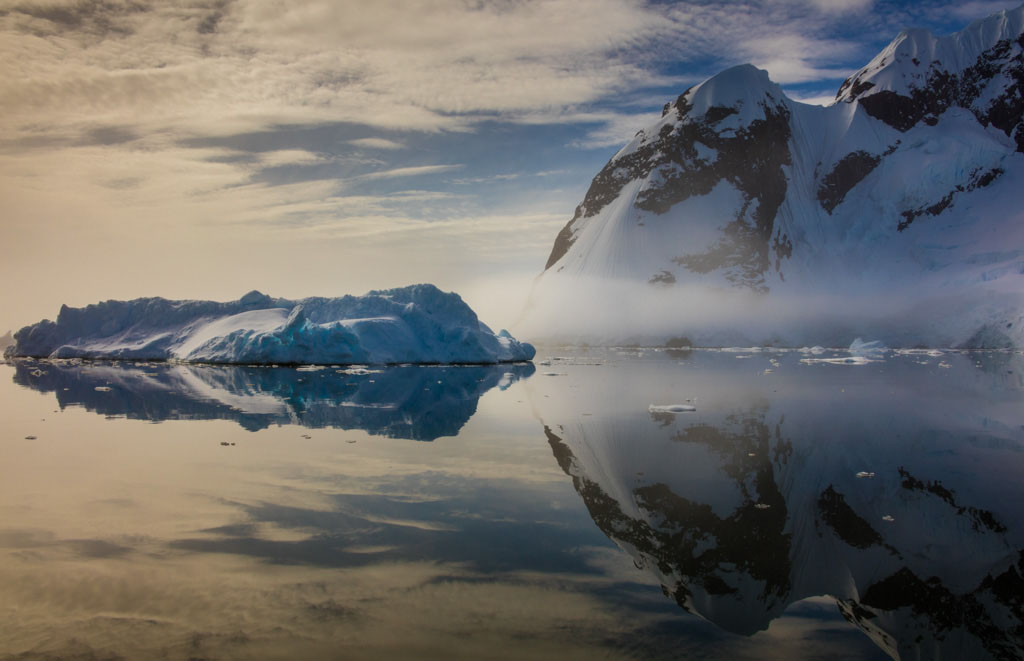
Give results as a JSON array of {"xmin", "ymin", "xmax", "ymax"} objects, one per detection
[
  {"xmin": 754, "ymin": 503, "xmax": 771, "ymax": 510},
  {"xmin": 800, "ymin": 356, "xmax": 878, "ymax": 366},
  {"xmin": 849, "ymin": 338, "xmax": 887, "ymax": 356},
  {"xmin": 856, "ymin": 471, "xmax": 875, "ymax": 478},
  {"xmin": 94, "ymin": 386, "xmax": 112, "ymax": 392},
  {"xmin": 882, "ymin": 515, "xmax": 895, "ymax": 522},
  {"xmin": 648, "ymin": 404, "xmax": 697, "ymax": 413}
]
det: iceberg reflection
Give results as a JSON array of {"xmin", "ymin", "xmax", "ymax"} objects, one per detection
[
  {"xmin": 12, "ymin": 359, "xmax": 534, "ymax": 440},
  {"xmin": 531, "ymin": 349, "xmax": 1024, "ymax": 660}
]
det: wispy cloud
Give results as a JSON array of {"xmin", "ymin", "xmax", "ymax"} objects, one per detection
[
  {"xmin": 349, "ymin": 138, "xmax": 405, "ymax": 150},
  {"xmin": 359, "ymin": 164, "xmax": 462, "ymax": 181}
]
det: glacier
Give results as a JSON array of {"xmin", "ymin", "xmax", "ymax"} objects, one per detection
[
  {"xmin": 4, "ymin": 284, "xmax": 536, "ymax": 365},
  {"xmin": 523, "ymin": 5, "xmax": 1024, "ymax": 349}
]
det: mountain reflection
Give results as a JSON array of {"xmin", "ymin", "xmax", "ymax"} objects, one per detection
[
  {"xmin": 533, "ymin": 349, "xmax": 1024, "ymax": 660},
  {"xmin": 12, "ymin": 359, "xmax": 534, "ymax": 440}
]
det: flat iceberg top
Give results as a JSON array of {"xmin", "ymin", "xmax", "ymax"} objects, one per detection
[{"xmin": 6, "ymin": 284, "xmax": 536, "ymax": 365}]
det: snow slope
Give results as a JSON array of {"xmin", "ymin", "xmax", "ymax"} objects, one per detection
[
  {"xmin": 6, "ymin": 284, "xmax": 535, "ymax": 365},
  {"xmin": 525, "ymin": 5, "xmax": 1024, "ymax": 348}
]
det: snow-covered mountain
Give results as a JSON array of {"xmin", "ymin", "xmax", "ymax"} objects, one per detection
[
  {"xmin": 525, "ymin": 6, "xmax": 1024, "ymax": 348},
  {"xmin": 6, "ymin": 284, "xmax": 535, "ymax": 365}
]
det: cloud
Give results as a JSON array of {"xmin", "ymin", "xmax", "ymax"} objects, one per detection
[
  {"xmin": 945, "ymin": 1, "xmax": 1023, "ymax": 20},
  {"xmin": 348, "ymin": 137, "xmax": 404, "ymax": 150},
  {"xmin": 803, "ymin": 0, "xmax": 875, "ymax": 13},
  {"xmin": 358, "ymin": 164, "xmax": 462, "ymax": 181}
]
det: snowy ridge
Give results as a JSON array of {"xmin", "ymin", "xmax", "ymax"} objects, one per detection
[
  {"xmin": 6, "ymin": 284, "xmax": 535, "ymax": 365},
  {"xmin": 527, "ymin": 5, "xmax": 1024, "ymax": 348}
]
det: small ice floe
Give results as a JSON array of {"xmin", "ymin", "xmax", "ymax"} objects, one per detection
[
  {"xmin": 800, "ymin": 356, "xmax": 878, "ymax": 365},
  {"xmin": 938, "ymin": 361, "xmax": 952, "ymax": 368},
  {"xmin": 849, "ymin": 338, "xmax": 887, "ymax": 356},
  {"xmin": 296, "ymin": 365, "xmax": 326, "ymax": 372},
  {"xmin": 337, "ymin": 366, "xmax": 381, "ymax": 375},
  {"xmin": 754, "ymin": 503, "xmax": 771, "ymax": 510},
  {"xmin": 799, "ymin": 346, "xmax": 826, "ymax": 355},
  {"xmin": 648, "ymin": 404, "xmax": 696, "ymax": 413},
  {"xmin": 762, "ymin": 369, "xmax": 774, "ymax": 374},
  {"xmin": 94, "ymin": 386, "xmax": 112, "ymax": 392},
  {"xmin": 882, "ymin": 515, "xmax": 895, "ymax": 522},
  {"xmin": 855, "ymin": 471, "xmax": 875, "ymax": 478}
]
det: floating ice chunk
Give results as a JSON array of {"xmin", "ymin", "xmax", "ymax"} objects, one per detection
[
  {"xmin": 336, "ymin": 367, "xmax": 381, "ymax": 375},
  {"xmin": 648, "ymin": 404, "xmax": 697, "ymax": 413},
  {"xmin": 895, "ymin": 349, "xmax": 944, "ymax": 357},
  {"xmin": 882, "ymin": 515, "xmax": 895, "ymax": 522},
  {"xmin": 849, "ymin": 338, "xmax": 887, "ymax": 356},
  {"xmin": 754, "ymin": 503, "xmax": 771, "ymax": 509},
  {"xmin": 800, "ymin": 356, "xmax": 878, "ymax": 365},
  {"xmin": 94, "ymin": 386, "xmax": 112, "ymax": 392},
  {"xmin": 799, "ymin": 346, "xmax": 827, "ymax": 354},
  {"xmin": 855, "ymin": 471, "xmax": 876, "ymax": 478},
  {"xmin": 938, "ymin": 361, "xmax": 952, "ymax": 368}
]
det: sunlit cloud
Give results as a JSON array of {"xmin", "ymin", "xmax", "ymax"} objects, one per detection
[{"xmin": 348, "ymin": 137, "xmax": 405, "ymax": 150}]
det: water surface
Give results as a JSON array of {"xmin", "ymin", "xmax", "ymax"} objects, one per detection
[{"xmin": 2, "ymin": 349, "xmax": 1022, "ymax": 659}]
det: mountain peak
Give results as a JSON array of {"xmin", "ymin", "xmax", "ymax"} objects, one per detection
[
  {"xmin": 836, "ymin": 4, "xmax": 1024, "ymax": 108},
  {"xmin": 671, "ymin": 64, "xmax": 787, "ymax": 128}
]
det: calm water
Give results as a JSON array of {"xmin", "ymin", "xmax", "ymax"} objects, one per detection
[{"xmin": 2, "ymin": 348, "xmax": 1023, "ymax": 660}]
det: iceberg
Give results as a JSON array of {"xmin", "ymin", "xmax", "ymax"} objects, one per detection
[{"xmin": 5, "ymin": 284, "xmax": 536, "ymax": 365}]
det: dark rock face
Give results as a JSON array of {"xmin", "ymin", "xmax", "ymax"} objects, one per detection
[
  {"xmin": 843, "ymin": 33, "xmax": 1024, "ymax": 148},
  {"xmin": 817, "ymin": 150, "xmax": 882, "ymax": 214},
  {"xmin": 898, "ymin": 166, "xmax": 1004, "ymax": 231},
  {"xmin": 818, "ymin": 485, "xmax": 885, "ymax": 549}
]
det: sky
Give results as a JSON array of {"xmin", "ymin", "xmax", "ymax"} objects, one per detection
[{"xmin": 1, "ymin": 0, "xmax": 1021, "ymax": 334}]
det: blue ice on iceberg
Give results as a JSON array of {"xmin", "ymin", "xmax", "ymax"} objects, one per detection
[{"xmin": 5, "ymin": 284, "xmax": 536, "ymax": 365}]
